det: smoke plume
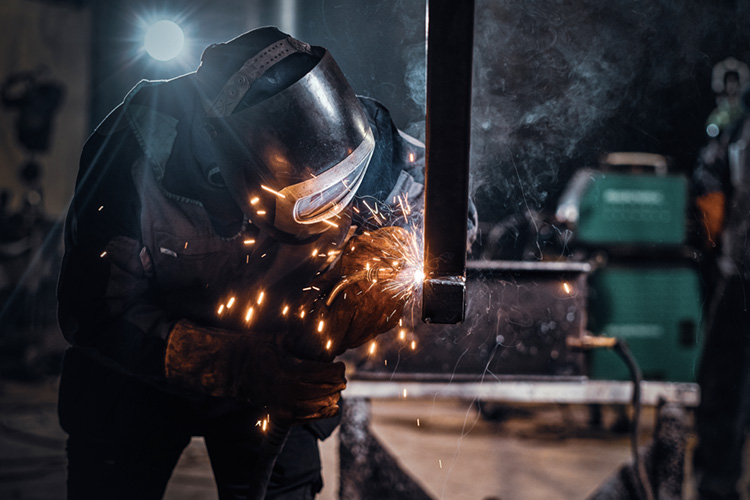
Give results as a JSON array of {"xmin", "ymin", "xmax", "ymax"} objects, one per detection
[{"xmin": 400, "ymin": 0, "xmax": 746, "ymax": 220}]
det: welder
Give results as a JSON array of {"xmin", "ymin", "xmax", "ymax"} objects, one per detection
[
  {"xmin": 692, "ymin": 84, "xmax": 750, "ymax": 500},
  {"xmin": 57, "ymin": 27, "xmax": 429, "ymax": 499}
]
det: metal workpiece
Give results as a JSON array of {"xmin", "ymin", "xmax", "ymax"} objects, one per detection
[
  {"xmin": 346, "ymin": 260, "xmax": 591, "ymax": 378},
  {"xmin": 338, "ymin": 398, "xmax": 433, "ymax": 500},
  {"xmin": 421, "ymin": 0, "xmax": 475, "ymax": 324},
  {"xmin": 422, "ymin": 275, "xmax": 466, "ymax": 324}
]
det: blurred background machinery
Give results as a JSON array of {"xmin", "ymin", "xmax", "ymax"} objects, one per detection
[
  {"xmin": 0, "ymin": 67, "xmax": 65, "ymax": 380},
  {"xmin": 556, "ymin": 152, "xmax": 703, "ymax": 384}
]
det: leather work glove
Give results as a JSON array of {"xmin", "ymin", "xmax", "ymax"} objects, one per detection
[
  {"xmin": 696, "ymin": 191, "xmax": 725, "ymax": 248},
  {"xmin": 291, "ymin": 226, "xmax": 414, "ymax": 359},
  {"xmin": 165, "ymin": 319, "xmax": 347, "ymax": 422}
]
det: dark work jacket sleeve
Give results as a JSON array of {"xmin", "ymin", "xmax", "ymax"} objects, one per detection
[
  {"xmin": 57, "ymin": 104, "xmax": 172, "ymax": 385},
  {"xmin": 356, "ymin": 96, "xmax": 478, "ymax": 245},
  {"xmin": 357, "ymin": 96, "xmax": 425, "ymax": 201}
]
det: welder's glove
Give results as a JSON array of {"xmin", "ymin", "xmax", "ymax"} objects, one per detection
[
  {"xmin": 165, "ymin": 320, "xmax": 347, "ymax": 422},
  {"xmin": 696, "ymin": 191, "xmax": 725, "ymax": 248},
  {"xmin": 303, "ymin": 226, "xmax": 413, "ymax": 358}
]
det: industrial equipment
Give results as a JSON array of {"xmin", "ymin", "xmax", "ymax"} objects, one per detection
[{"xmin": 556, "ymin": 152, "xmax": 703, "ymax": 383}]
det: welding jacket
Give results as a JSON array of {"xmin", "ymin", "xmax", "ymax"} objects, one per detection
[{"xmin": 56, "ymin": 73, "xmax": 427, "ymax": 442}]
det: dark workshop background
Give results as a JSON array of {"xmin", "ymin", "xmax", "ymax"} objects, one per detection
[{"xmin": 0, "ymin": 0, "xmax": 748, "ymax": 377}]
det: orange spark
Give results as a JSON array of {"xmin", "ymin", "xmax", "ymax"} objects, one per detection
[
  {"xmin": 260, "ymin": 184, "xmax": 286, "ymax": 198},
  {"xmin": 362, "ymin": 200, "xmax": 378, "ymax": 214}
]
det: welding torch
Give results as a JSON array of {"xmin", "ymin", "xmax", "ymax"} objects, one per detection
[{"xmin": 325, "ymin": 264, "xmax": 401, "ymax": 307}]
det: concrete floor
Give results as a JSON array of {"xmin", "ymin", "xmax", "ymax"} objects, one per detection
[{"xmin": 1, "ymin": 378, "xmax": 748, "ymax": 500}]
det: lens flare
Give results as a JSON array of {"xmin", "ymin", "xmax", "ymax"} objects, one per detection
[{"xmin": 144, "ymin": 20, "xmax": 184, "ymax": 61}]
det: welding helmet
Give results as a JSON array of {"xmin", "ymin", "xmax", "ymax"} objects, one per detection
[{"xmin": 195, "ymin": 28, "xmax": 374, "ymax": 239}]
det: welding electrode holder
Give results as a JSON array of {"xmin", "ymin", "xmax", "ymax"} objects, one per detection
[{"xmin": 324, "ymin": 265, "xmax": 399, "ymax": 307}]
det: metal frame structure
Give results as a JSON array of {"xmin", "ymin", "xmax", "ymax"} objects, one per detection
[{"xmin": 344, "ymin": 378, "xmax": 700, "ymax": 407}]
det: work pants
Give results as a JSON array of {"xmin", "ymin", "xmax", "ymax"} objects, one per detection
[{"xmin": 59, "ymin": 349, "xmax": 324, "ymax": 500}]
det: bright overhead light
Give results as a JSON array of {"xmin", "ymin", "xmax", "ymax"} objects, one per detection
[{"xmin": 144, "ymin": 20, "xmax": 184, "ymax": 61}]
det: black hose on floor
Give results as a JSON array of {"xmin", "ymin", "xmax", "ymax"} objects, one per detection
[
  {"xmin": 612, "ymin": 339, "xmax": 655, "ymax": 500},
  {"xmin": 566, "ymin": 334, "xmax": 655, "ymax": 500}
]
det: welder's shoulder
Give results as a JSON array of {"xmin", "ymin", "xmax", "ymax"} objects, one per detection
[
  {"xmin": 357, "ymin": 96, "xmax": 424, "ymax": 168},
  {"xmin": 84, "ymin": 75, "xmax": 197, "ymax": 178},
  {"xmin": 358, "ymin": 96, "xmax": 388, "ymax": 121},
  {"xmin": 94, "ymin": 74, "xmax": 195, "ymax": 137}
]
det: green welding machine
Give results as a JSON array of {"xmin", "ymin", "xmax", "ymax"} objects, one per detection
[
  {"xmin": 556, "ymin": 153, "xmax": 703, "ymax": 382},
  {"xmin": 587, "ymin": 266, "xmax": 702, "ymax": 381}
]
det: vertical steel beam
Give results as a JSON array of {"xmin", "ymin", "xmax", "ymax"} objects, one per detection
[{"xmin": 421, "ymin": 0, "xmax": 475, "ymax": 324}]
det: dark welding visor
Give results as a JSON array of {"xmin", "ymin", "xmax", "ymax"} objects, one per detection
[{"xmin": 206, "ymin": 46, "xmax": 374, "ymax": 237}]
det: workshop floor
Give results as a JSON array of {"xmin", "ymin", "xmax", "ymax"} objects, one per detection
[{"xmin": 1, "ymin": 378, "xmax": 747, "ymax": 500}]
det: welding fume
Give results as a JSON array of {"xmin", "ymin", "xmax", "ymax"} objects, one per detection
[{"xmin": 56, "ymin": 26, "xmax": 440, "ymax": 499}]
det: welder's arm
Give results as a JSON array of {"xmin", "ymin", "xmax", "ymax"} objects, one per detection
[
  {"xmin": 165, "ymin": 320, "xmax": 346, "ymax": 421},
  {"xmin": 59, "ymin": 117, "xmax": 346, "ymax": 419},
  {"xmin": 61, "ymin": 229, "xmax": 345, "ymax": 419},
  {"xmin": 289, "ymin": 226, "xmax": 411, "ymax": 360},
  {"xmin": 356, "ymin": 96, "xmax": 479, "ymax": 250}
]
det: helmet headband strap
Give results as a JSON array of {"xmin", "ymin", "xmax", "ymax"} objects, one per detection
[{"xmin": 206, "ymin": 36, "xmax": 313, "ymax": 118}]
